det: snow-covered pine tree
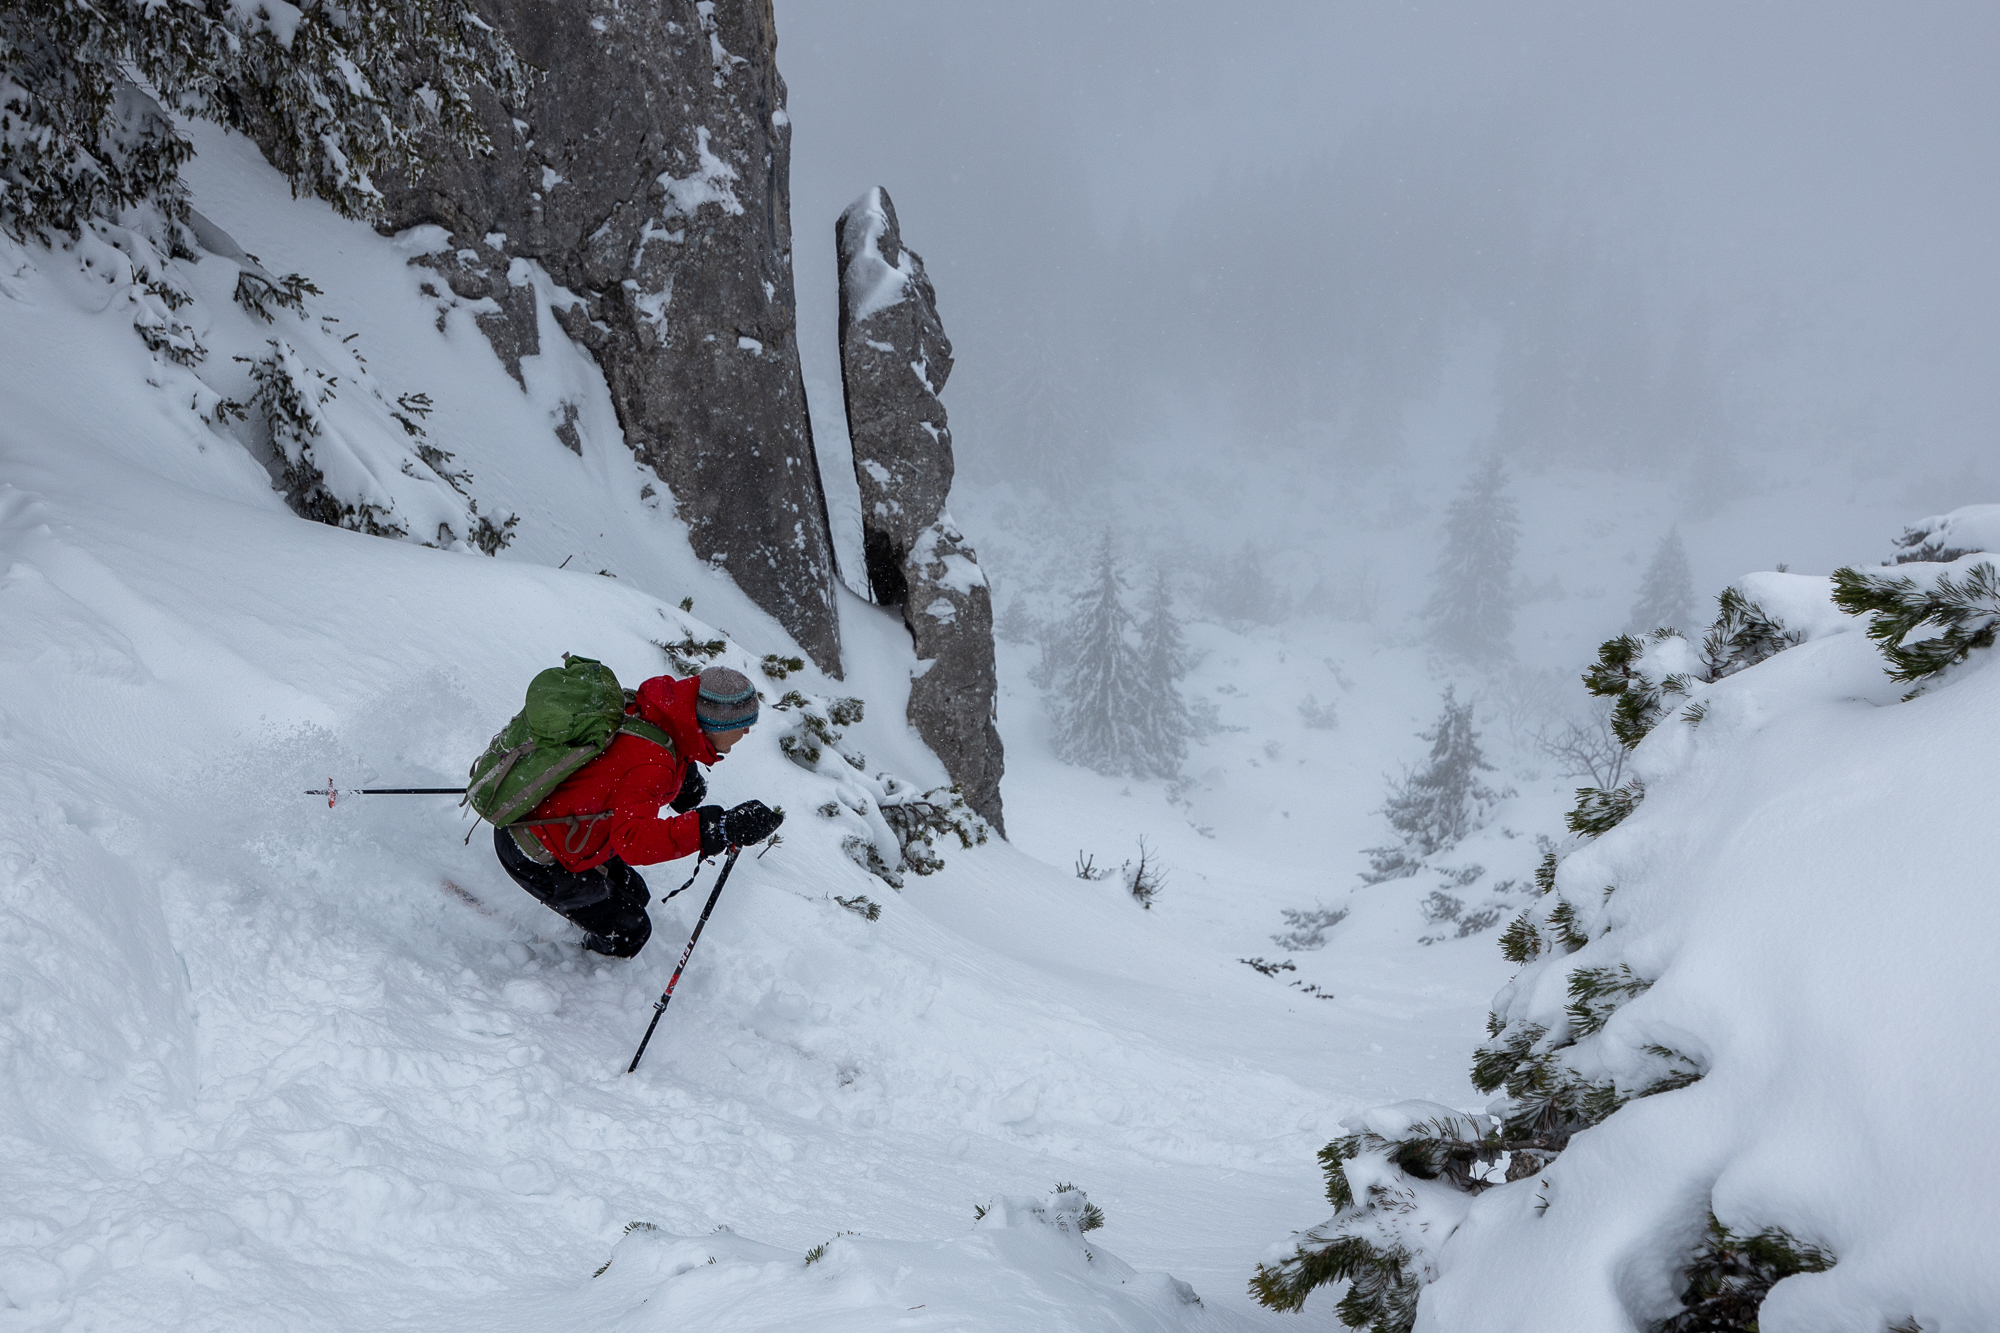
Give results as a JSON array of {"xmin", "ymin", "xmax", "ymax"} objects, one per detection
[
  {"xmin": 1133, "ymin": 568, "xmax": 1191, "ymax": 777},
  {"xmin": 1421, "ymin": 458, "xmax": 1520, "ymax": 662},
  {"xmin": 995, "ymin": 591, "xmax": 1037, "ymax": 644},
  {"xmin": 0, "ymin": 0, "xmax": 518, "ymax": 245},
  {"xmin": 1203, "ymin": 540, "xmax": 1285, "ymax": 626},
  {"xmin": 1047, "ymin": 535, "xmax": 1176, "ymax": 778},
  {"xmin": 1361, "ymin": 687, "xmax": 1500, "ymax": 883},
  {"xmin": 1625, "ymin": 527, "xmax": 1696, "ymax": 637}
]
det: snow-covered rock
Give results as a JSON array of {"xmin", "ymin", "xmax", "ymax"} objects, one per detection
[
  {"xmin": 836, "ymin": 187, "xmax": 1004, "ymax": 829},
  {"xmin": 1886, "ymin": 503, "xmax": 2000, "ymax": 566}
]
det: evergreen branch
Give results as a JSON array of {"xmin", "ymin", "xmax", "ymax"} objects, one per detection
[
  {"xmin": 1655, "ymin": 1214, "xmax": 1835, "ymax": 1332},
  {"xmin": 1831, "ymin": 562, "xmax": 2000, "ymax": 690},
  {"xmin": 1566, "ymin": 780, "xmax": 1643, "ymax": 838},
  {"xmin": 1700, "ymin": 586, "xmax": 1802, "ymax": 680},
  {"xmin": 1564, "ymin": 963, "xmax": 1651, "ymax": 1038}
]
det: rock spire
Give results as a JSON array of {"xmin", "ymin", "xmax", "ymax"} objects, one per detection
[{"xmin": 836, "ymin": 187, "xmax": 1004, "ymax": 831}]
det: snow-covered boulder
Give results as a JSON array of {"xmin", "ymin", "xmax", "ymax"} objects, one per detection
[{"xmin": 1886, "ymin": 502, "xmax": 2000, "ymax": 565}]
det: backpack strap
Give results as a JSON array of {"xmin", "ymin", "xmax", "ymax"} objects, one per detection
[
  {"xmin": 510, "ymin": 808, "xmax": 620, "ymax": 856},
  {"xmin": 618, "ymin": 715, "xmax": 677, "ymax": 754},
  {"xmin": 508, "ymin": 824, "xmax": 558, "ymax": 865}
]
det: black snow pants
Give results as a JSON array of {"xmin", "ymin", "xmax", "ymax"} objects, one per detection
[{"xmin": 493, "ymin": 827, "xmax": 653, "ymax": 957}]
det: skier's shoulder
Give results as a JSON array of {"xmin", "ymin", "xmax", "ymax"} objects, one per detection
[{"xmin": 634, "ymin": 673, "xmax": 701, "ymax": 723}]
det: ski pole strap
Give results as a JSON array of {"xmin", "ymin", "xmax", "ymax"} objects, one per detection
[{"xmin": 661, "ymin": 855, "xmax": 711, "ymax": 903}]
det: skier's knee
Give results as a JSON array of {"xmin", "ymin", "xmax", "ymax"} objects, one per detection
[{"xmin": 584, "ymin": 915, "xmax": 651, "ymax": 958}]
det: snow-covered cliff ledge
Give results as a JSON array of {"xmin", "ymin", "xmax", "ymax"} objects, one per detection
[{"xmin": 1259, "ymin": 532, "xmax": 2000, "ymax": 1331}]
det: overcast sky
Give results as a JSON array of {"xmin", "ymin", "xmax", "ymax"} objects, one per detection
[{"xmin": 778, "ymin": 2, "xmax": 2000, "ymax": 564}]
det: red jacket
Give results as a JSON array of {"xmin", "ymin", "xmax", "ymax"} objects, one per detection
[{"xmin": 523, "ymin": 675, "xmax": 718, "ymax": 871}]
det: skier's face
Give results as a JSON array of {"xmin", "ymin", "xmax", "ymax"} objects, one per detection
[{"xmin": 710, "ymin": 726, "xmax": 749, "ymax": 756}]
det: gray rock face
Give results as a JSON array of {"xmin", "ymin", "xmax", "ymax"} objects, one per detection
[
  {"xmin": 837, "ymin": 188, "xmax": 1004, "ymax": 832},
  {"xmin": 378, "ymin": 0, "xmax": 842, "ymax": 675}
]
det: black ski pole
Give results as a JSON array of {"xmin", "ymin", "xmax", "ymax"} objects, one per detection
[{"xmin": 627, "ymin": 844, "xmax": 742, "ymax": 1075}]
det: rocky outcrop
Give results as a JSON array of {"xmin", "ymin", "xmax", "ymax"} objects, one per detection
[
  {"xmin": 378, "ymin": 0, "xmax": 842, "ymax": 674},
  {"xmin": 836, "ymin": 188, "xmax": 1004, "ymax": 832}
]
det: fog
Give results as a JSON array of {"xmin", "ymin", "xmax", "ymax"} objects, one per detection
[{"xmin": 779, "ymin": 2, "xmax": 2000, "ymax": 623}]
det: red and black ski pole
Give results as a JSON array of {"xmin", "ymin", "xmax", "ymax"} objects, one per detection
[
  {"xmin": 627, "ymin": 844, "xmax": 742, "ymax": 1074},
  {"xmin": 306, "ymin": 781, "xmax": 465, "ymax": 808}
]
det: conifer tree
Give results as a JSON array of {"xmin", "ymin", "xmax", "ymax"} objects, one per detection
[
  {"xmin": 1625, "ymin": 527, "xmax": 1696, "ymax": 637},
  {"xmin": 1362, "ymin": 687, "xmax": 1500, "ymax": 882},
  {"xmin": 1047, "ymin": 535, "xmax": 1168, "ymax": 778},
  {"xmin": 995, "ymin": 591, "xmax": 1036, "ymax": 645},
  {"xmin": 1204, "ymin": 541, "xmax": 1285, "ymax": 625},
  {"xmin": 1421, "ymin": 458, "xmax": 1520, "ymax": 662},
  {"xmin": 1133, "ymin": 569, "xmax": 1191, "ymax": 777}
]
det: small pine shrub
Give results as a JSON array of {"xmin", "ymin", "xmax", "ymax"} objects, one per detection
[
  {"xmin": 833, "ymin": 895, "xmax": 880, "ymax": 921},
  {"xmin": 239, "ymin": 339, "xmax": 405, "ymax": 538},
  {"xmin": 1051, "ymin": 1184, "xmax": 1106, "ymax": 1233},
  {"xmin": 1651, "ymin": 1215, "xmax": 1834, "ymax": 1333},
  {"xmin": 1499, "ymin": 912, "xmax": 1542, "ymax": 964},
  {"xmin": 1831, "ymin": 561, "xmax": 2000, "ymax": 693},
  {"xmin": 1700, "ymin": 586, "xmax": 1803, "ymax": 681},
  {"xmin": 879, "ymin": 782, "xmax": 987, "ymax": 875},
  {"xmin": 1564, "ymin": 964, "xmax": 1651, "ymax": 1039},
  {"xmin": 1545, "ymin": 899, "xmax": 1590, "ymax": 952},
  {"xmin": 1298, "ymin": 693, "xmax": 1340, "ymax": 729},
  {"xmin": 657, "ymin": 634, "xmax": 729, "ymax": 676},
  {"xmin": 761, "ymin": 653, "xmax": 806, "ymax": 679},
  {"xmin": 235, "ymin": 269, "xmax": 320, "ymax": 323},
  {"xmin": 1583, "ymin": 632, "xmax": 1682, "ymax": 747},
  {"xmin": 464, "ymin": 502, "xmax": 519, "ymax": 556},
  {"xmin": 1566, "ymin": 780, "xmax": 1644, "ymax": 837},
  {"xmin": 1272, "ymin": 906, "xmax": 1348, "ymax": 951},
  {"xmin": 841, "ymin": 835, "xmax": 902, "ymax": 890}
]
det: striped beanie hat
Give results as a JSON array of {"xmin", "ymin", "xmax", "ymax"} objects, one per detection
[{"xmin": 694, "ymin": 666, "xmax": 760, "ymax": 733}]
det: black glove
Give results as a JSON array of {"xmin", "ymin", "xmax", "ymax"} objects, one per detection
[
  {"xmin": 669, "ymin": 764, "xmax": 707, "ymax": 813},
  {"xmin": 697, "ymin": 800, "xmax": 784, "ymax": 856}
]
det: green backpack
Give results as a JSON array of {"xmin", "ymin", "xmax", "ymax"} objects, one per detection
[{"xmin": 464, "ymin": 655, "xmax": 676, "ymax": 851}]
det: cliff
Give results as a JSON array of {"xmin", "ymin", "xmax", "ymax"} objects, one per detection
[{"xmin": 378, "ymin": 0, "xmax": 842, "ymax": 674}]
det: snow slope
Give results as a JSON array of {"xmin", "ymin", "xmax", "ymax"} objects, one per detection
[
  {"xmin": 0, "ymin": 125, "xmax": 1536, "ymax": 1329},
  {"xmin": 1404, "ymin": 571, "xmax": 2000, "ymax": 1329}
]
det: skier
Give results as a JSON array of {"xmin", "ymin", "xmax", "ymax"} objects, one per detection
[{"xmin": 492, "ymin": 665, "xmax": 783, "ymax": 957}]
